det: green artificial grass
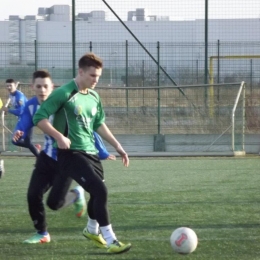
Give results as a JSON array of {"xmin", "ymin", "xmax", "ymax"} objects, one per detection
[{"xmin": 0, "ymin": 156, "xmax": 260, "ymax": 259}]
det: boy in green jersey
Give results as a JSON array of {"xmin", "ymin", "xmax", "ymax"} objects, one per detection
[{"xmin": 33, "ymin": 53, "xmax": 131, "ymax": 254}]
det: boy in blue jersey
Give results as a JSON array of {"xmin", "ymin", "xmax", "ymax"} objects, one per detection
[
  {"xmin": 0, "ymin": 79, "xmax": 28, "ymax": 176},
  {"xmin": 3, "ymin": 79, "xmax": 27, "ymax": 117},
  {"xmin": 5, "ymin": 79, "xmax": 41, "ymax": 157},
  {"xmin": 12, "ymin": 71, "xmax": 86, "ymax": 244},
  {"xmin": 14, "ymin": 70, "xmax": 114, "ymax": 244}
]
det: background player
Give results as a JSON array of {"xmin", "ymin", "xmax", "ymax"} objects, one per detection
[{"xmin": 4, "ymin": 79, "xmax": 41, "ymax": 157}]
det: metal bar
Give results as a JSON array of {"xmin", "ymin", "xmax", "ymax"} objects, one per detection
[
  {"xmin": 72, "ymin": 0, "xmax": 76, "ymax": 78},
  {"xmin": 1, "ymin": 98, "xmax": 11, "ymax": 151},
  {"xmin": 232, "ymin": 81, "xmax": 245, "ymax": 151},
  {"xmin": 204, "ymin": 0, "xmax": 208, "ymax": 85},
  {"xmin": 157, "ymin": 41, "xmax": 161, "ymax": 135},
  {"xmin": 34, "ymin": 39, "xmax": 37, "ymax": 71},
  {"xmin": 242, "ymin": 82, "xmax": 246, "ymax": 151},
  {"xmin": 97, "ymin": 82, "xmax": 242, "ymax": 90},
  {"xmin": 125, "ymin": 40, "xmax": 129, "ymax": 113},
  {"xmin": 101, "ymin": 0, "xmax": 180, "ymax": 91}
]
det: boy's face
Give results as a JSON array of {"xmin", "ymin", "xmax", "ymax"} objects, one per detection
[
  {"xmin": 79, "ymin": 66, "xmax": 102, "ymax": 89},
  {"xmin": 5, "ymin": 82, "xmax": 17, "ymax": 93},
  {"xmin": 32, "ymin": 77, "xmax": 53, "ymax": 103}
]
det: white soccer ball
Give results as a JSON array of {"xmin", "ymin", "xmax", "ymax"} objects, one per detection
[{"xmin": 170, "ymin": 227, "xmax": 198, "ymax": 254}]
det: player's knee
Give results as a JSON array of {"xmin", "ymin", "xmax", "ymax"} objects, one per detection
[
  {"xmin": 47, "ymin": 197, "xmax": 62, "ymax": 211},
  {"xmin": 91, "ymin": 183, "xmax": 108, "ymax": 201},
  {"xmin": 27, "ymin": 191, "xmax": 41, "ymax": 205},
  {"xmin": 100, "ymin": 186, "xmax": 108, "ymax": 199}
]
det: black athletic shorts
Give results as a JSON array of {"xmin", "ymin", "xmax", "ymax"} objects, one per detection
[{"xmin": 57, "ymin": 149, "xmax": 104, "ymax": 192}]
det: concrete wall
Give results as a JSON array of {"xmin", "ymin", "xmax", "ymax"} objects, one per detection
[
  {"xmin": 5, "ymin": 133, "xmax": 258, "ymax": 156},
  {"xmin": 101, "ymin": 134, "xmax": 260, "ymax": 156}
]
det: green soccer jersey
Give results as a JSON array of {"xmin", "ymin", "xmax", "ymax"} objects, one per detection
[{"xmin": 33, "ymin": 80, "xmax": 105, "ymax": 153}]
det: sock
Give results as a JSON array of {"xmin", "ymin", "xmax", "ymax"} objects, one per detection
[
  {"xmin": 71, "ymin": 188, "xmax": 80, "ymax": 203},
  {"xmin": 37, "ymin": 231, "xmax": 48, "ymax": 236},
  {"xmin": 100, "ymin": 224, "xmax": 117, "ymax": 246},
  {"xmin": 87, "ymin": 217, "xmax": 99, "ymax": 235},
  {"xmin": 60, "ymin": 191, "xmax": 78, "ymax": 209}
]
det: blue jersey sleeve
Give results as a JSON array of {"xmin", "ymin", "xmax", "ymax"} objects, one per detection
[
  {"xmin": 12, "ymin": 97, "xmax": 38, "ymax": 140},
  {"xmin": 8, "ymin": 92, "xmax": 27, "ymax": 116},
  {"xmin": 13, "ymin": 105, "xmax": 33, "ymax": 140},
  {"xmin": 94, "ymin": 132, "xmax": 109, "ymax": 160}
]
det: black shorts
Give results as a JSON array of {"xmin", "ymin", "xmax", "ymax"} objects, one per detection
[{"xmin": 57, "ymin": 149, "xmax": 104, "ymax": 193}]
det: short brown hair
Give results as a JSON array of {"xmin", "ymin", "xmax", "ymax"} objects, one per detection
[
  {"xmin": 78, "ymin": 53, "xmax": 103, "ymax": 70},
  {"xmin": 33, "ymin": 70, "xmax": 51, "ymax": 82}
]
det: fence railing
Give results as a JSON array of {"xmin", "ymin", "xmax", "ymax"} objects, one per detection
[{"xmin": 0, "ymin": 82, "xmax": 248, "ymax": 155}]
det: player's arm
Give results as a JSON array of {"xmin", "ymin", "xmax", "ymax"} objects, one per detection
[
  {"xmin": 96, "ymin": 123, "xmax": 129, "ymax": 167},
  {"xmin": 8, "ymin": 94, "xmax": 27, "ymax": 116},
  {"xmin": 37, "ymin": 119, "xmax": 71, "ymax": 149},
  {"xmin": 12, "ymin": 104, "xmax": 34, "ymax": 142},
  {"xmin": 94, "ymin": 131, "xmax": 116, "ymax": 160},
  {"xmin": 1, "ymin": 98, "xmax": 11, "ymax": 113}
]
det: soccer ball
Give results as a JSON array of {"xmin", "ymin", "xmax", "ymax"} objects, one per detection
[{"xmin": 170, "ymin": 227, "xmax": 198, "ymax": 254}]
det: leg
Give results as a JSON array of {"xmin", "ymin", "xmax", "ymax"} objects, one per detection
[
  {"xmin": 58, "ymin": 150, "xmax": 109, "ymax": 226},
  {"xmin": 58, "ymin": 150, "xmax": 131, "ymax": 253},
  {"xmin": 46, "ymin": 174, "xmax": 73, "ymax": 210},
  {"xmin": 27, "ymin": 155, "xmax": 52, "ymax": 232},
  {"xmin": 47, "ymin": 172, "xmax": 87, "ymax": 218},
  {"xmin": 24, "ymin": 152, "xmax": 54, "ymax": 243}
]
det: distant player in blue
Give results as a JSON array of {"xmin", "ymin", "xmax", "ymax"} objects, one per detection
[
  {"xmin": 3, "ymin": 79, "xmax": 27, "ymax": 118},
  {"xmin": 13, "ymin": 70, "xmax": 114, "ymax": 244},
  {"xmin": 4, "ymin": 78, "xmax": 41, "ymax": 156}
]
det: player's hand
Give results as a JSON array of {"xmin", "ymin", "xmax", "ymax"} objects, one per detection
[
  {"xmin": 116, "ymin": 144, "xmax": 129, "ymax": 167},
  {"xmin": 12, "ymin": 130, "xmax": 24, "ymax": 142},
  {"xmin": 2, "ymin": 107, "xmax": 8, "ymax": 113},
  {"xmin": 57, "ymin": 135, "xmax": 71, "ymax": 149},
  {"xmin": 106, "ymin": 154, "xmax": 116, "ymax": 160},
  {"xmin": 121, "ymin": 153, "xmax": 129, "ymax": 167}
]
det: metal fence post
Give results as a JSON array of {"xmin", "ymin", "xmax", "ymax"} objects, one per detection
[
  {"xmin": 72, "ymin": 0, "xmax": 76, "ymax": 78},
  {"xmin": 157, "ymin": 41, "xmax": 161, "ymax": 135},
  {"xmin": 34, "ymin": 40, "xmax": 38, "ymax": 71}
]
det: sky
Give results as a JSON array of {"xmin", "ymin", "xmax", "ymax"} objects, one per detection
[{"xmin": 0, "ymin": 0, "xmax": 260, "ymax": 21}]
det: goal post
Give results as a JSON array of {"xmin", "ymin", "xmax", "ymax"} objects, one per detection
[{"xmin": 232, "ymin": 81, "xmax": 246, "ymax": 155}]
